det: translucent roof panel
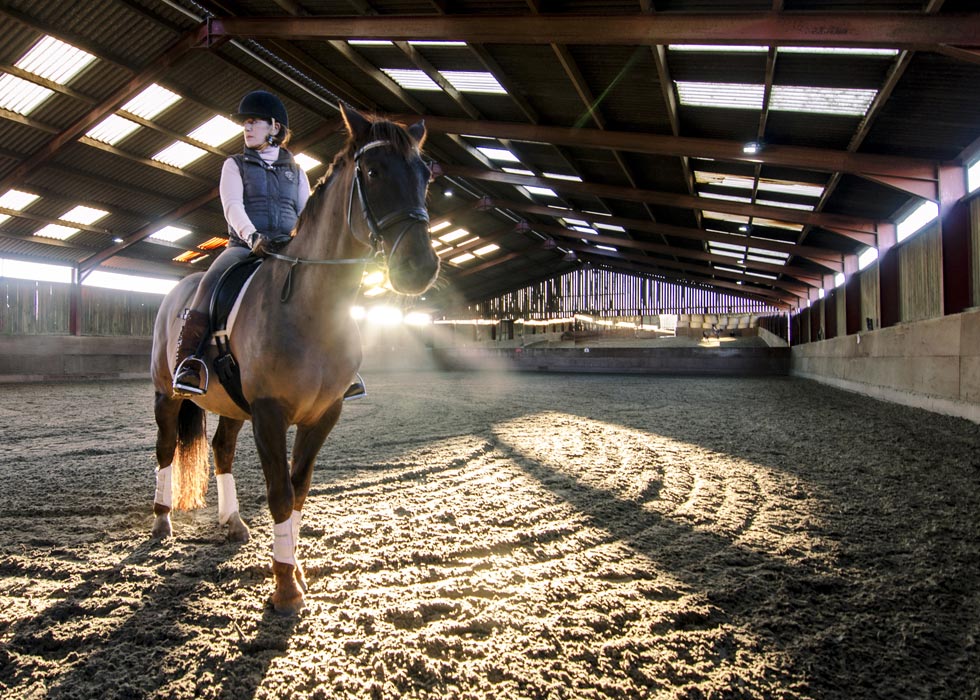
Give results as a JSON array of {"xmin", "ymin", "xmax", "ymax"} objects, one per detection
[
  {"xmin": 86, "ymin": 114, "xmax": 141, "ymax": 145},
  {"xmin": 0, "ymin": 74, "xmax": 54, "ymax": 115},
  {"xmin": 675, "ymin": 81, "xmax": 764, "ymax": 110},
  {"xmin": 381, "ymin": 69, "xmax": 442, "ymax": 91},
  {"xmin": 442, "ymin": 71, "xmax": 507, "ymax": 95},
  {"xmin": 61, "ymin": 205, "xmax": 108, "ymax": 225},
  {"xmin": 188, "ymin": 115, "xmax": 240, "ymax": 147},
  {"xmin": 152, "ymin": 142, "xmax": 208, "ymax": 168},
  {"xmin": 16, "ymin": 36, "xmax": 96, "ymax": 84},
  {"xmin": 770, "ymin": 85, "xmax": 878, "ymax": 116},
  {"xmin": 121, "ymin": 84, "xmax": 181, "ymax": 120}
]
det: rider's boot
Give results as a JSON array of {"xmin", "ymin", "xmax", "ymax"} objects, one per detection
[
  {"xmin": 172, "ymin": 309, "xmax": 210, "ymax": 396},
  {"xmin": 343, "ymin": 373, "xmax": 367, "ymax": 401}
]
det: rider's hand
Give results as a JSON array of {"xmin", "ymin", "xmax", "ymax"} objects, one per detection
[{"xmin": 248, "ymin": 232, "xmax": 292, "ymax": 257}]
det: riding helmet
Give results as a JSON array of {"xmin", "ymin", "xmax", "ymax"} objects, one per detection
[{"xmin": 236, "ymin": 90, "xmax": 288, "ymax": 127}]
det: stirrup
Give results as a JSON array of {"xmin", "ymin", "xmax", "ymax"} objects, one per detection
[
  {"xmin": 343, "ymin": 373, "xmax": 367, "ymax": 401},
  {"xmin": 173, "ymin": 356, "xmax": 209, "ymax": 396}
]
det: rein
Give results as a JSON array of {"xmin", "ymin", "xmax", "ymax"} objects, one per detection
[{"xmin": 269, "ymin": 138, "xmax": 429, "ymax": 302}]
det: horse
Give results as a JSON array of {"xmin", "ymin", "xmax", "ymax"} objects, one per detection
[{"xmin": 149, "ymin": 104, "xmax": 440, "ymax": 614}]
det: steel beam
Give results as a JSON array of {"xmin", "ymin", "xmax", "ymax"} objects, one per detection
[{"xmin": 203, "ymin": 14, "xmax": 980, "ymax": 52}]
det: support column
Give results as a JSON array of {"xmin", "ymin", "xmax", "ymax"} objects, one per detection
[
  {"xmin": 844, "ymin": 253, "xmax": 862, "ymax": 335},
  {"xmin": 939, "ymin": 164, "xmax": 970, "ymax": 316},
  {"xmin": 69, "ymin": 266, "xmax": 81, "ymax": 336}
]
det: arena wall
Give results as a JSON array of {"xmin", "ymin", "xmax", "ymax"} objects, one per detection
[{"xmin": 790, "ymin": 307, "xmax": 980, "ymax": 423}]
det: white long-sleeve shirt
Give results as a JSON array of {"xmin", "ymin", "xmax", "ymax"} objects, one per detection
[{"xmin": 219, "ymin": 146, "xmax": 311, "ymax": 242}]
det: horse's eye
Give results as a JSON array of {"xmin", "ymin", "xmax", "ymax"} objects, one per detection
[{"xmin": 366, "ymin": 167, "xmax": 378, "ymax": 178}]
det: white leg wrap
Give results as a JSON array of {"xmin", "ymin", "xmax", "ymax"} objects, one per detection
[
  {"xmin": 216, "ymin": 473, "xmax": 239, "ymax": 525},
  {"xmin": 273, "ymin": 515, "xmax": 296, "ymax": 566},
  {"xmin": 154, "ymin": 465, "xmax": 173, "ymax": 508},
  {"xmin": 291, "ymin": 510, "xmax": 303, "ymax": 549}
]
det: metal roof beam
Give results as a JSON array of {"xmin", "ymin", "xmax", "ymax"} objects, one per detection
[
  {"xmin": 203, "ymin": 13, "xmax": 980, "ymax": 53},
  {"xmin": 421, "ymin": 116, "xmax": 938, "ymax": 200},
  {"xmin": 441, "ymin": 163, "xmax": 878, "ymax": 241}
]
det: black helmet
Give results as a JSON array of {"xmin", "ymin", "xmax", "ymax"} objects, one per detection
[{"xmin": 236, "ymin": 90, "xmax": 288, "ymax": 128}]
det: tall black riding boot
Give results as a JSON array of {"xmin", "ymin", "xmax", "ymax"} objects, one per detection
[{"xmin": 172, "ymin": 309, "xmax": 210, "ymax": 396}]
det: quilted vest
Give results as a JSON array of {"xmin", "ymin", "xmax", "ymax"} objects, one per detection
[{"xmin": 229, "ymin": 147, "xmax": 302, "ymax": 243}]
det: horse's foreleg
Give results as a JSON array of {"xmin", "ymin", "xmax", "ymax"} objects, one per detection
[
  {"xmin": 152, "ymin": 391, "xmax": 181, "ymax": 538},
  {"xmin": 289, "ymin": 399, "xmax": 345, "ymax": 593},
  {"xmin": 213, "ymin": 415, "xmax": 248, "ymax": 542},
  {"xmin": 251, "ymin": 398, "xmax": 303, "ymax": 614}
]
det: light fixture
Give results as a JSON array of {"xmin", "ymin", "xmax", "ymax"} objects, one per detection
[
  {"xmin": 562, "ymin": 251, "xmax": 578, "ymax": 262},
  {"xmin": 742, "ymin": 141, "xmax": 762, "ymax": 154},
  {"xmin": 738, "ymin": 224, "xmax": 750, "ymax": 232},
  {"xmin": 443, "ymin": 188, "xmax": 453, "ymax": 197}
]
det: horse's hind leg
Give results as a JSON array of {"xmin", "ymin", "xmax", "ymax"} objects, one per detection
[
  {"xmin": 152, "ymin": 391, "xmax": 181, "ymax": 538},
  {"xmin": 213, "ymin": 415, "xmax": 249, "ymax": 542}
]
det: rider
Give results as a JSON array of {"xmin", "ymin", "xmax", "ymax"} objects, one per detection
[{"xmin": 172, "ymin": 90, "xmax": 367, "ymax": 401}]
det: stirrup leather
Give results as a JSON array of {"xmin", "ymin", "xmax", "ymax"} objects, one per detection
[{"xmin": 173, "ymin": 356, "xmax": 209, "ymax": 396}]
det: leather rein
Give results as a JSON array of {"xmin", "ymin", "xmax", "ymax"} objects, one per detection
[{"xmin": 266, "ymin": 139, "xmax": 430, "ymax": 302}]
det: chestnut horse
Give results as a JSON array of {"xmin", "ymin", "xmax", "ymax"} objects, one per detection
[{"xmin": 149, "ymin": 105, "xmax": 439, "ymax": 614}]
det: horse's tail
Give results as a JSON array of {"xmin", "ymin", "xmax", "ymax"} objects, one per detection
[{"xmin": 172, "ymin": 399, "xmax": 210, "ymax": 511}]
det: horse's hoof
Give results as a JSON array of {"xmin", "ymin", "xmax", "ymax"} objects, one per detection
[
  {"xmin": 271, "ymin": 560, "xmax": 305, "ymax": 615},
  {"xmin": 226, "ymin": 512, "xmax": 250, "ymax": 543},
  {"xmin": 151, "ymin": 514, "xmax": 172, "ymax": 539}
]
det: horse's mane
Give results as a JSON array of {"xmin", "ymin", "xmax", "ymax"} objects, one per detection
[{"xmin": 295, "ymin": 115, "xmax": 421, "ymax": 233}]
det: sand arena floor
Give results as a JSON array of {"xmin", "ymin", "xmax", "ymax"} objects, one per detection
[{"xmin": 1, "ymin": 371, "xmax": 978, "ymax": 699}]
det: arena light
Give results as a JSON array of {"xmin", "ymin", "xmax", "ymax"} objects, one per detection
[
  {"xmin": 404, "ymin": 311, "xmax": 432, "ymax": 326},
  {"xmin": 366, "ymin": 305, "xmax": 403, "ymax": 326}
]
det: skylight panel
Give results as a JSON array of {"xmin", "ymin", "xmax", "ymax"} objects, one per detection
[
  {"xmin": 896, "ymin": 200, "xmax": 938, "ymax": 243},
  {"xmin": 595, "ymin": 244, "xmax": 618, "ymax": 252},
  {"xmin": 294, "ymin": 153, "xmax": 322, "ymax": 172},
  {"xmin": 0, "ymin": 189, "xmax": 40, "ymax": 211},
  {"xmin": 198, "ymin": 236, "xmax": 227, "ymax": 250},
  {"xmin": 0, "ymin": 74, "xmax": 54, "ymax": 115},
  {"xmin": 450, "ymin": 252, "xmax": 476, "ymax": 265},
  {"xmin": 700, "ymin": 192, "xmax": 753, "ymax": 204},
  {"xmin": 429, "ymin": 220, "xmax": 453, "ymax": 233},
  {"xmin": 502, "ymin": 167, "xmax": 535, "ymax": 176},
  {"xmin": 594, "ymin": 222, "xmax": 627, "ymax": 233},
  {"xmin": 443, "ymin": 71, "xmax": 507, "ymax": 94},
  {"xmin": 748, "ymin": 247, "xmax": 789, "ymax": 259},
  {"xmin": 669, "ymin": 44, "xmax": 768, "ymax": 52},
  {"xmin": 695, "ymin": 171, "xmax": 825, "ymax": 198},
  {"xmin": 439, "ymin": 228, "xmax": 470, "ymax": 243},
  {"xmin": 153, "ymin": 142, "xmax": 207, "ymax": 168},
  {"xmin": 34, "ymin": 224, "xmax": 79, "ymax": 240},
  {"xmin": 62, "ymin": 205, "xmax": 108, "ymax": 225},
  {"xmin": 712, "ymin": 248, "xmax": 746, "ymax": 260},
  {"xmin": 16, "ymin": 36, "xmax": 96, "ymax": 84},
  {"xmin": 86, "ymin": 114, "xmax": 141, "ymax": 145},
  {"xmin": 562, "ymin": 218, "xmax": 590, "ymax": 227},
  {"xmin": 348, "ymin": 40, "xmax": 394, "ymax": 46},
  {"xmin": 770, "ymin": 85, "xmax": 877, "ymax": 116},
  {"xmin": 408, "ymin": 41, "xmax": 467, "ymax": 47},
  {"xmin": 381, "ymin": 68, "xmax": 442, "ymax": 91},
  {"xmin": 779, "ymin": 47, "xmax": 899, "ymax": 57},
  {"xmin": 188, "ymin": 115, "xmax": 240, "ymax": 147},
  {"xmin": 714, "ymin": 265, "xmax": 746, "ymax": 275},
  {"xmin": 571, "ymin": 225, "xmax": 598, "ymax": 234},
  {"xmin": 121, "ymin": 84, "xmax": 181, "ymax": 119},
  {"xmin": 544, "ymin": 172, "xmax": 582, "ymax": 182},
  {"xmin": 753, "ymin": 217, "xmax": 804, "ymax": 232},
  {"xmin": 746, "ymin": 270, "xmax": 778, "ymax": 280},
  {"xmin": 747, "ymin": 254, "xmax": 786, "ymax": 265},
  {"xmin": 523, "ymin": 185, "xmax": 558, "ymax": 197},
  {"xmin": 711, "ymin": 241, "xmax": 747, "ymax": 252},
  {"xmin": 150, "ymin": 225, "xmax": 191, "ymax": 243},
  {"xmin": 703, "ymin": 211, "xmax": 749, "ymax": 225},
  {"xmin": 756, "ymin": 198, "xmax": 815, "ymax": 211},
  {"xmin": 173, "ymin": 251, "xmax": 207, "ymax": 263},
  {"xmin": 473, "ymin": 244, "xmax": 499, "ymax": 256},
  {"xmin": 675, "ymin": 81, "xmax": 764, "ymax": 109},
  {"xmin": 478, "ymin": 146, "xmax": 520, "ymax": 162}
]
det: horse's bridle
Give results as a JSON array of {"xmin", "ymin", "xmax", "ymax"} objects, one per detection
[
  {"xmin": 348, "ymin": 139, "xmax": 430, "ymax": 260},
  {"xmin": 267, "ymin": 138, "xmax": 431, "ymax": 302}
]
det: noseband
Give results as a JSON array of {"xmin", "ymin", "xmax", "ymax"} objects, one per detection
[{"xmin": 348, "ymin": 139, "xmax": 430, "ymax": 260}]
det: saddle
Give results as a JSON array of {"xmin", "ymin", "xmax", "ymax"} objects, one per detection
[{"xmin": 197, "ymin": 256, "xmax": 263, "ymax": 414}]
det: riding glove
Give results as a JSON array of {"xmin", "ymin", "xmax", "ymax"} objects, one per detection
[{"xmin": 248, "ymin": 231, "xmax": 292, "ymax": 257}]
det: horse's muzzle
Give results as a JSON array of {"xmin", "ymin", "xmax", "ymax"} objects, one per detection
[{"xmin": 387, "ymin": 221, "xmax": 440, "ymax": 295}]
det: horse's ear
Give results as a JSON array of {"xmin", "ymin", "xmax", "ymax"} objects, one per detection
[
  {"xmin": 340, "ymin": 103, "xmax": 372, "ymax": 143},
  {"xmin": 408, "ymin": 120, "xmax": 427, "ymax": 148}
]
